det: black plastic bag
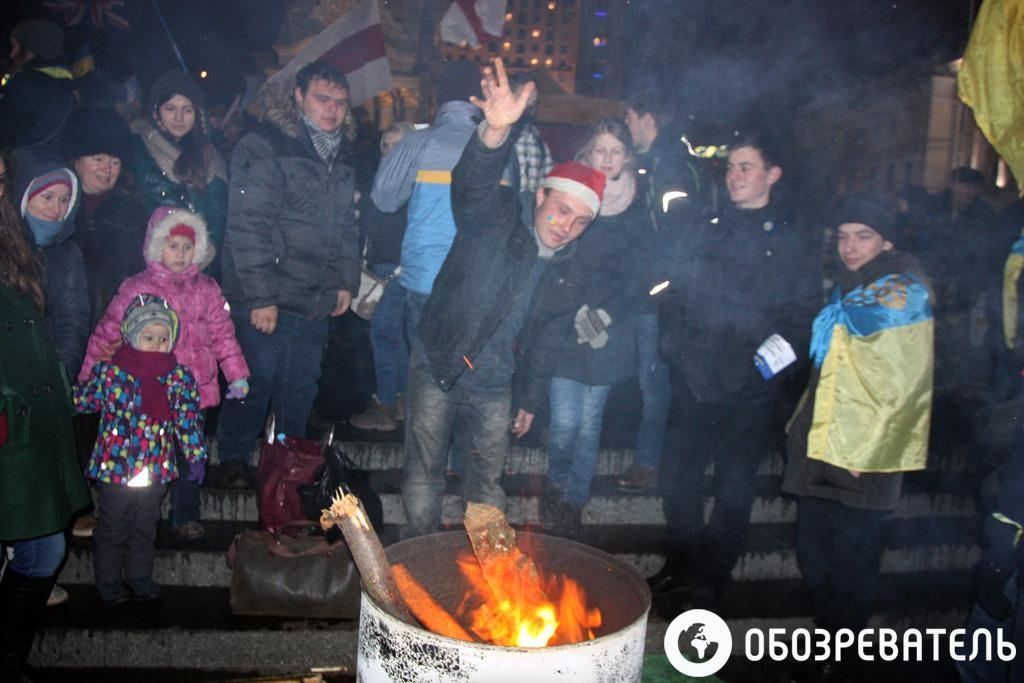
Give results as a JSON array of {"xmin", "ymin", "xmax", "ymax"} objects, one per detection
[{"xmin": 298, "ymin": 442, "xmax": 384, "ymax": 533}]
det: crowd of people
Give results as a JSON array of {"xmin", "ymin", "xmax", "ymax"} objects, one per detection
[{"xmin": 1, "ymin": 16, "xmax": 1023, "ymax": 683}]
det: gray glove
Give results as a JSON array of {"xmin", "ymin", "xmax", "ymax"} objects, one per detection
[{"xmin": 575, "ymin": 305, "xmax": 612, "ymax": 349}]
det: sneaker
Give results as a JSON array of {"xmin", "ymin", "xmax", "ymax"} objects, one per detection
[
  {"xmin": 218, "ymin": 461, "xmax": 254, "ymax": 489},
  {"xmin": 171, "ymin": 520, "xmax": 206, "ymax": 540},
  {"xmin": 46, "ymin": 584, "xmax": 69, "ymax": 607},
  {"xmin": 349, "ymin": 397, "xmax": 398, "ymax": 432},
  {"xmin": 72, "ymin": 513, "xmax": 98, "ymax": 538},
  {"xmin": 616, "ymin": 464, "xmax": 657, "ymax": 493}
]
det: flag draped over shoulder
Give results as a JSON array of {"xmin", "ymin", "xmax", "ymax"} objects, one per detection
[
  {"xmin": 259, "ymin": 0, "xmax": 391, "ymax": 108},
  {"xmin": 958, "ymin": 0, "xmax": 1024, "ymax": 187},
  {"xmin": 440, "ymin": 0, "xmax": 507, "ymax": 47}
]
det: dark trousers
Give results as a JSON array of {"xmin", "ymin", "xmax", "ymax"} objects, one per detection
[
  {"xmin": 93, "ymin": 482, "xmax": 166, "ymax": 601},
  {"xmin": 661, "ymin": 395, "xmax": 775, "ymax": 586},
  {"xmin": 170, "ymin": 411, "xmax": 205, "ymax": 528},
  {"xmin": 796, "ymin": 496, "xmax": 887, "ymax": 631},
  {"xmin": 216, "ymin": 311, "xmax": 328, "ymax": 464}
]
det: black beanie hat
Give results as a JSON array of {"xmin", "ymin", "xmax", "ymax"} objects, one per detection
[
  {"xmin": 147, "ymin": 69, "xmax": 207, "ymax": 127},
  {"xmin": 835, "ymin": 195, "xmax": 898, "ymax": 245},
  {"xmin": 11, "ymin": 20, "xmax": 64, "ymax": 60},
  {"xmin": 437, "ymin": 60, "xmax": 483, "ymax": 105},
  {"xmin": 60, "ymin": 107, "xmax": 134, "ymax": 164}
]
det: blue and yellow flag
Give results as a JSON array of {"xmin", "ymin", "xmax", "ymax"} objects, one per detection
[
  {"xmin": 958, "ymin": 0, "xmax": 1024, "ymax": 188},
  {"xmin": 1004, "ymin": 234, "xmax": 1024, "ymax": 348},
  {"xmin": 807, "ymin": 274, "xmax": 933, "ymax": 473}
]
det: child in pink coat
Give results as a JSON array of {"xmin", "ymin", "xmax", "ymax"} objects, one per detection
[{"xmin": 80, "ymin": 206, "xmax": 249, "ymax": 539}]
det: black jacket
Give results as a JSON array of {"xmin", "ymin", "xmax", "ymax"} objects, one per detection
[
  {"xmin": 554, "ymin": 196, "xmax": 650, "ymax": 386},
  {"xmin": 220, "ymin": 99, "xmax": 359, "ymax": 319},
  {"xmin": 659, "ymin": 201, "xmax": 822, "ymax": 404},
  {"xmin": 418, "ymin": 131, "xmax": 587, "ymax": 413},
  {"xmin": 0, "ymin": 57, "xmax": 74, "ymax": 151},
  {"xmin": 74, "ymin": 188, "xmax": 150, "ymax": 327}
]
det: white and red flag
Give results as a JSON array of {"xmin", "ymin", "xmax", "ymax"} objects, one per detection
[
  {"xmin": 440, "ymin": 0, "xmax": 507, "ymax": 47},
  {"xmin": 262, "ymin": 0, "xmax": 391, "ymax": 107}
]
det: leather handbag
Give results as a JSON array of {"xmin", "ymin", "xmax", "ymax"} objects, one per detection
[
  {"xmin": 256, "ymin": 432, "xmax": 325, "ymax": 533},
  {"xmin": 226, "ymin": 523, "xmax": 361, "ymax": 619}
]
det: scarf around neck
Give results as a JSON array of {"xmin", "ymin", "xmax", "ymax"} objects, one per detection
[
  {"xmin": 112, "ymin": 345, "xmax": 176, "ymax": 421},
  {"xmin": 302, "ymin": 114, "xmax": 342, "ymax": 164},
  {"xmin": 599, "ymin": 170, "xmax": 636, "ymax": 217},
  {"xmin": 25, "ymin": 214, "xmax": 65, "ymax": 246}
]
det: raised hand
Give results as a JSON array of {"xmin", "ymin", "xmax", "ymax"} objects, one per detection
[{"xmin": 470, "ymin": 57, "xmax": 535, "ymax": 147}]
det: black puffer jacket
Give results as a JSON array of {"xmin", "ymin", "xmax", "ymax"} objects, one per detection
[
  {"xmin": 74, "ymin": 188, "xmax": 150, "ymax": 327},
  {"xmin": 659, "ymin": 201, "xmax": 822, "ymax": 404},
  {"xmin": 418, "ymin": 131, "xmax": 587, "ymax": 413},
  {"xmin": 220, "ymin": 97, "xmax": 359, "ymax": 319}
]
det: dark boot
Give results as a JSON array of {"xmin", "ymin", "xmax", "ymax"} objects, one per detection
[
  {"xmin": 540, "ymin": 480, "xmax": 564, "ymax": 532},
  {"xmin": 0, "ymin": 568, "xmax": 58, "ymax": 681},
  {"xmin": 550, "ymin": 501, "xmax": 583, "ymax": 539}
]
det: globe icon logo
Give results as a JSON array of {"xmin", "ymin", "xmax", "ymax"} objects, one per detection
[{"xmin": 664, "ymin": 609, "xmax": 733, "ymax": 677}]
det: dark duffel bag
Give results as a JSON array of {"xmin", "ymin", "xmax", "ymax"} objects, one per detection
[{"xmin": 226, "ymin": 523, "xmax": 360, "ymax": 619}]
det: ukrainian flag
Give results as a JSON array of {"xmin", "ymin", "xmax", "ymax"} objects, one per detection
[
  {"xmin": 958, "ymin": 0, "xmax": 1024, "ymax": 188},
  {"xmin": 1004, "ymin": 234, "xmax": 1024, "ymax": 349},
  {"xmin": 807, "ymin": 273, "xmax": 933, "ymax": 473}
]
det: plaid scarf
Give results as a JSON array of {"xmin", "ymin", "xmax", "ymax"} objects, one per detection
[{"xmin": 302, "ymin": 114, "xmax": 342, "ymax": 164}]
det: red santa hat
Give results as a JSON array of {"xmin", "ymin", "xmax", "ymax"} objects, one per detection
[{"xmin": 541, "ymin": 162, "xmax": 606, "ymax": 215}]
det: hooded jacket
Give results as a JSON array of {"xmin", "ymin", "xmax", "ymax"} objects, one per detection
[
  {"xmin": 219, "ymin": 86, "xmax": 359, "ymax": 319},
  {"xmin": 12, "ymin": 148, "xmax": 88, "ymax": 374},
  {"xmin": 79, "ymin": 208, "xmax": 249, "ymax": 409},
  {"xmin": 0, "ymin": 55, "xmax": 75, "ymax": 151}
]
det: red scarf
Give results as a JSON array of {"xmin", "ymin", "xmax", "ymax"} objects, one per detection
[{"xmin": 111, "ymin": 345, "xmax": 177, "ymax": 422}]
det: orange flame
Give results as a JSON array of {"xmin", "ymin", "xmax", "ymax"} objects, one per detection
[{"xmin": 455, "ymin": 552, "xmax": 602, "ymax": 648}]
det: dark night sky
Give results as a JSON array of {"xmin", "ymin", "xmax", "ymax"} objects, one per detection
[{"xmin": 622, "ymin": 0, "xmax": 975, "ymax": 137}]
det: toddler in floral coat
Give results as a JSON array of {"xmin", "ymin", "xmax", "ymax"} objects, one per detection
[{"xmin": 74, "ymin": 295, "xmax": 207, "ymax": 606}]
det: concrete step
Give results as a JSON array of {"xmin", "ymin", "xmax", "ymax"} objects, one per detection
[
  {"xmin": 141, "ymin": 469, "xmax": 979, "ymax": 527},
  {"xmin": 57, "ymin": 515, "xmax": 980, "ymax": 588},
  {"xmin": 33, "ymin": 572, "xmax": 971, "ymax": 675}
]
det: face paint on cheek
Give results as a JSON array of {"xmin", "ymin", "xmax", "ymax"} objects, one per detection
[{"xmin": 546, "ymin": 215, "xmax": 556, "ymax": 224}]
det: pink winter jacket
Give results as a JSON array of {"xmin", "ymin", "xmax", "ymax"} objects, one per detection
[{"xmin": 79, "ymin": 208, "xmax": 249, "ymax": 409}]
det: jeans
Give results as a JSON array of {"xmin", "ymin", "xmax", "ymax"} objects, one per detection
[
  {"xmin": 633, "ymin": 313, "xmax": 671, "ymax": 470},
  {"xmin": 796, "ymin": 497, "xmax": 887, "ymax": 631},
  {"xmin": 547, "ymin": 378, "xmax": 612, "ymax": 505},
  {"xmin": 216, "ymin": 310, "xmax": 328, "ymax": 464},
  {"xmin": 93, "ymin": 482, "xmax": 166, "ymax": 601},
  {"xmin": 369, "ymin": 263, "xmax": 408, "ymax": 407},
  {"xmin": 401, "ymin": 360, "xmax": 511, "ymax": 538},
  {"xmin": 4, "ymin": 532, "xmax": 66, "ymax": 577},
  {"xmin": 957, "ymin": 575, "xmax": 1022, "ymax": 683},
  {"xmin": 170, "ymin": 411, "xmax": 205, "ymax": 528},
  {"xmin": 661, "ymin": 394, "xmax": 775, "ymax": 585}
]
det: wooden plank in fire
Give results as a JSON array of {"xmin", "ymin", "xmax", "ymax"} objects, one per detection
[{"xmin": 463, "ymin": 502, "xmax": 549, "ymax": 606}]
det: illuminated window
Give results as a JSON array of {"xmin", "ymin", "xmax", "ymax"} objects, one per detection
[
  {"xmin": 547, "ymin": 1, "xmax": 557, "ymax": 8},
  {"xmin": 530, "ymin": 57, "xmax": 539, "ymax": 65},
  {"xmin": 503, "ymin": 41, "xmax": 511, "ymax": 50},
  {"xmin": 505, "ymin": 12, "xmax": 513, "ymax": 21},
  {"xmin": 545, "ymin": 58, "xmax": 553, "ymax": 66},
  {"xmin": 531, "ymin": 29, "xmax": 541, "ymax": 38}
]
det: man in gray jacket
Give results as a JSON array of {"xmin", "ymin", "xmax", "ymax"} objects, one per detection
[{"xmin": 217, "ymin": 61, "xmax": 360, "ymax": 488}]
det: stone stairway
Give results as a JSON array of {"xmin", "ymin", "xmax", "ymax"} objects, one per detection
[{"xmin": 32, "ymin": 438, "xmax": 980, "ymax": 680}]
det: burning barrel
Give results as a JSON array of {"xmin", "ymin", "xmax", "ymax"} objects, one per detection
[{"xmin": 357, "ymin": 531, "xmax": 651, "ymax": 682}]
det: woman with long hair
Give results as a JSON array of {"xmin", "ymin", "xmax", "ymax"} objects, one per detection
[
  {"xmin": 0, "ymin": 184, "xmax": 91, "ymax": 679},
  {"xmin": 542, "ymin": 117, "xmax": 654, "ymax": 536},
  {"xmin": 133, "ymin": 69, "xmax": 228, "ymax": 279}
]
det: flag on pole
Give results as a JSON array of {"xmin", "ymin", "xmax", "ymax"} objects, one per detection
[
  {"xmin": 958, "ymin": 0, "xmax": 1024, "ymax": 187},
  {"xmin": 440, "ymin": 0, "xmax": 507, "ymax": 47},
  {"xmin": 260, "ymin": 0, "xmax": 391, "ymax": 108}
]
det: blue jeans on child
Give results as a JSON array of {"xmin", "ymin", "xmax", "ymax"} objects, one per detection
[
  {"xmin": 369, "ymin": 263, "xmax": 408, "ymax": 407},
  {"xmin": 170, "ymin": 411, "xmax": 205, "ymax": 529},
  {"xmin": 633, "ymin": 313, "xmax": 671, "ymax": 471},
  {"xmin": 216, "ymin": 310, "xmax": 328, "ymax": 465},
  {"xmin": 547, "ymin": 378, "xmax": 612, "ymax": 505}
]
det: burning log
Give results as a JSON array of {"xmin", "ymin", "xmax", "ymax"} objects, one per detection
[
  {"xmin": 463, "ymin": 502, "xmax": 548, "ymax": 606},
  {"xmin": 321, "ymin": 489, "xmax": 413, "ymax": 625},
  {"xmin": 392, "ymin": 563, "xmax": 475, "ymax": 642}
]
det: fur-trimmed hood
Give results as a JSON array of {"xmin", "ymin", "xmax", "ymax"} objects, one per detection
[
  {"xmin": 255, "ymin": 79, "xmax": 356, "ymax": 144},
  {"xmin": 143, "ymin": 206, "xmax": 214, "ymax": 270},
  {"xmin": 131, "ymin": 118, "xmax": 228, "ymax": 186}
]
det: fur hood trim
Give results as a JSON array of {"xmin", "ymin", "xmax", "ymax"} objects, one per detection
[
  {"xmin": 131, "ymin": 119, "xmax": 227, "ymax": 185},
  {"xmin": 143, "ymin": 206, "xmax": 214, "ymax": 269},
  {"xmin": 254, "ymin": 80, "xmax": 356, "ymax": 143}
]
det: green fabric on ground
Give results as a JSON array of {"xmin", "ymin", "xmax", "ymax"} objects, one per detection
[{"xmin": 642, "ymin": 654, "xmax": 726, "ymax": 682}]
